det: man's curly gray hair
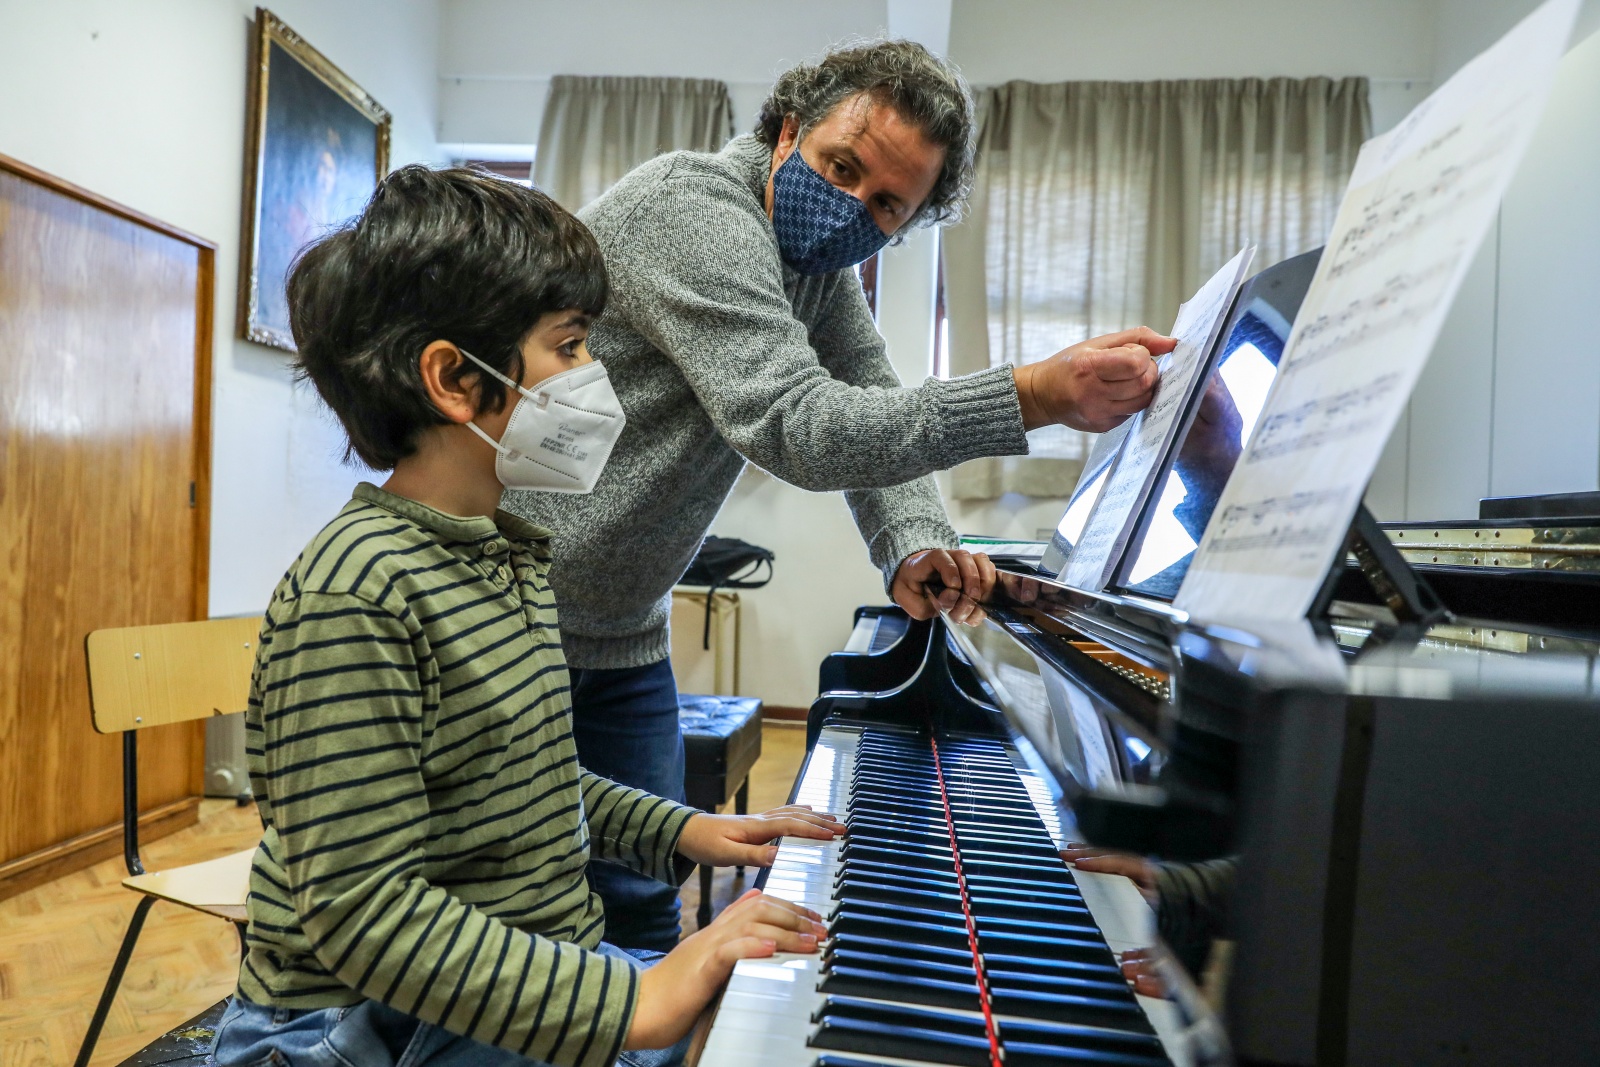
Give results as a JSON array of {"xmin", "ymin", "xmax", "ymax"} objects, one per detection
[{"xmin": 755, "ymin": 38, "xmax": 976, "ymax": 231}]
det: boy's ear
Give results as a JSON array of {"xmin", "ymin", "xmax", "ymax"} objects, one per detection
[{"xmin": 418, "ymin": 340, "xmax": 478, "ymax": 424}]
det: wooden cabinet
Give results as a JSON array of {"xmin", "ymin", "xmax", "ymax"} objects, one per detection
[{"xmin": 0, "ymin": 155, "xmax": 213, "ymax": 900}]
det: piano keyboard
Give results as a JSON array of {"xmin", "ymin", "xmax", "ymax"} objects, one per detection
[
  {"xmin": 841, "ymin": 613, "xmax": 910, "ymax": 656},
  {"xmin": 697, "ymin": 722, "xmax": 1188, "ymax": 1067}
]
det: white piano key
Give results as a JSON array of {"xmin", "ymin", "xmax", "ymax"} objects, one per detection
[{"xmin": 842, "ymin": 616, "xmax": 877, "ymax": 654}]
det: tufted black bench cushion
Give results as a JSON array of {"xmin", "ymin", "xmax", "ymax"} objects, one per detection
[{"xmin": 679, "ymin": 694, "xmax": 763, "ymax": 927}]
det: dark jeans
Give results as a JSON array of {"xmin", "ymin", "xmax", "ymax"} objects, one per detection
[{"xmin": 568, "ymin": 657, "xmax": 686, "ymax": 953}]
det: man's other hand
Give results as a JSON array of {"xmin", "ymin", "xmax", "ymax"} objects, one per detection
[
  {"xmin": 891, "ymin": 549, "xmax": 996, "ymax": 626},
  {"xmin": 1014, "ymin": 327, "xmax": 1176, "ymax": 433}
]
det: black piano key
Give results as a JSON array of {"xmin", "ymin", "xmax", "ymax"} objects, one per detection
[
  {"xmin": 813, "ymin": 1057, "xmax": 943, "ymax": 1067},
  {"xmin": 976, "ymin": 927, "xmax": 1120, "ymax": 964},
  {"xmin": 989, "ymin": 985, "xmax": 1152, "ymax": 1031},
  {"xmin": 832, "ymin": 901, "xmax": 1113, "ymax": 958},
  {"xmin": 829, "ymin": 931, "xmax": 975, "ymax": 968},
  {"xmin": 960, "ymin": 843, "xmax": 1069, "ymax": 866},
  {"xmin": 825, "ymin": 946, "xmax": 978, "ymax": 983},
  {"xmin": 838, "ymin": 876, "xmax": 1095, "ymax": 925},
  {"xmin": 834, "ymin": 876, "xmax": 965, "ymax": 910},
  {"xmin": 808, "ymin": 1017, "xmax": 991, "ymax": 1067},
  {"xmin": 952, "ymin": 833, "xmax": 1064, "ymax": 857},
  {"xmin": 1002, "ymin": 1040, "xmax": 1170, "ymax": 1067},
  {"xmin": 829, "ymin": 907, "xmax": 969, "ymax": 946},
  {"xmin": 837, "ymin": 858, "xmax": 958, "ymax": 883},
  {"xmin": 963, "ymin": 868, "xmax": 1080, "ymax": 895},
  {"xmin": 812, "ymin": 997, "xmax": 1168, "ymax": 1066},
  {"xmin": 819, "ymin": 964, "xmax": 982, "ymax": 1012},
  {"xmin": 851, "ymin": 818, "xmax": 1048, "ymax": 852},
  {"xmin": 844, "ymin": 817, "xmax": 961, "ymax": 843},
  {"xmin": 842, "ymin": 835, "xmax": 953, "ymax": 859},
  {"xmin": 840, "ymin": 842, "xmax": 957, "ymax": 871},
  {"xmin": 987, "ymin": 966, "xmax": 1134, "ymax": 999},
  {"xmin": 850, "ymin": 792, "xmax": 1039, "ymax": 817},
  {"xmin": 972, "ymin": 903, "xmax": 1100, "ymax": 931},
  {"xmin": 997, "ymin": 1018, "xmax": 1168, "ymax": 1061},
  {"xmin": 981, "ymin": 950, "xmax": 1125, "ymax": 981}
]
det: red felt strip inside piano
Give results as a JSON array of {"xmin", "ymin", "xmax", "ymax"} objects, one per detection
[{"xmin": 930, "ymin": 735, "xmax": 1005, "ymax": 1067}]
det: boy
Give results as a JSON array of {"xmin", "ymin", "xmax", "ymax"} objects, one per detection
[{"xmin": 211, "ymin": 165, "xmax": 843, "ymax": 1067}]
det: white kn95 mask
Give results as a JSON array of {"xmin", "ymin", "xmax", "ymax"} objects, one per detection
[{"xmin": 459, "ymin": 348, "xmax": 625, "ymax": 494}]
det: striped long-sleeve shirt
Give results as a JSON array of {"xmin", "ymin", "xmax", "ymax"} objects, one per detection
[{"xmin": 237, "ymin": 483, "xmax": 697, "ymax": 1067}]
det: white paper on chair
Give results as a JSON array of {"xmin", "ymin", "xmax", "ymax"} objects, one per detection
[
  {"xmin": 1062, "ymin": 246, "xmax": 1255, "ymax": 592},
  {"xmin": 1175, "ymin": 0, "xmax": 1580, "ymax": 622}
]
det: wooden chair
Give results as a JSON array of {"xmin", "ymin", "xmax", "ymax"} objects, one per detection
[{"xmin": 75, "ymin": 617, "xmax": 262, "ymax": 1067}]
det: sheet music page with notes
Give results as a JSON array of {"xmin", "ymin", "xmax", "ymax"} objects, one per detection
[
  {"xmin": 1062, "ymin": 246, "xmax": 1254, "ymax": 591},
  {"xmin": 1175, "ymin": 0, "xmax": 1579, "ymax": 622}
]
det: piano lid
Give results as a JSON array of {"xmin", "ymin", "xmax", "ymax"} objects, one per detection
[{"xmin": 948, "ymin": 564, "xmax": 1600, "ymax": 810}]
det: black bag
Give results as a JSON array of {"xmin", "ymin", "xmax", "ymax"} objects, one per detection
[{"xmin": 680, "ymin": 536, "xmax": 774, "ymax": 649}]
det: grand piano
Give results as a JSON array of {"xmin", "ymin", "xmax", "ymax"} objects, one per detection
[{"xmin": 693, "ymin": 249, "xmax": 1600, "ymax": 1066}]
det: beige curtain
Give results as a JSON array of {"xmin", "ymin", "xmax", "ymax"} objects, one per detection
[
  {"xmin": 534, "ymin": 75, "xmax": 736, "ymax": 210},
  {"xmin": 944, "ymin": 76, "xmax": 1369, "ymax": 500}
]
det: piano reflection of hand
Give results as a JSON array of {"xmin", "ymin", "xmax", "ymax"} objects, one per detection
[
  {"xmin": 1062, "ymin": 844, "xmax": 1159, "ymax": 907},
  {"xmin": 901, "ymin": 548, "xmax": 996, "ymax": 627}
]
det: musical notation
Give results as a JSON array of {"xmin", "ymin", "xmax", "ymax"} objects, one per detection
[
  {"xmin": 1247, "ymin": 373, "xmax": 1401, "ymax": 460},
  {"xmin": 1325, "ymin": 140, "xmax": 1503, "ymax": 280},
  {"xmin": 1176, "ymin": 0, "xmax": 1579, "ymax": 623},
  {"xmin": 1286, "ymin": 259, "xmax": 1455, "ymax": 374},
  {"xmin": 1206, "ymin": 489, "xmax": 1348, "ymax": 554}
]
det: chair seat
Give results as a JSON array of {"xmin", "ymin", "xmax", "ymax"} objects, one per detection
[
  {"xmin": 679, "ymin": 694, "xmax": 762, "ymax": 811},
  {"xmin": 123, "ymin": 847, "xmax": 253, "ymax": 923}
]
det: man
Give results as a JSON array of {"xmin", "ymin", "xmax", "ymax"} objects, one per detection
[{"xmin": 503, "ymin": 39, "xmax": 1173, "ymax": 952}]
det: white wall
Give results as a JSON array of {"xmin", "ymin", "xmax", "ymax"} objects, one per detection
[
  {"xmin": 1370, "ymin": 0, "xmax": 1600, "ymax": 520},
  {"xmin": 0, "ymin": 0, "xmax": 443, "ymax": 618},
  {"xmin": 437, "ymin": 0, "xmax": 892, "ymax": 155}
]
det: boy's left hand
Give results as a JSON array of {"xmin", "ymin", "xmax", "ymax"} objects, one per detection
[{"xmin": 677, "ymin": 805, "xmax": 845, "ymax": 867}]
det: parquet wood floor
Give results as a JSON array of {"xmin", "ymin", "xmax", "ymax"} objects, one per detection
[{"xmin": 0, "ymin": 722, "xmax": 809, "ymax": 1066}]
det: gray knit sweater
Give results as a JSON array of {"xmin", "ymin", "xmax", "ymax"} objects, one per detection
[{"xmin": 503, "ymin": 135, "xmax": 1028, "ymax": 670}]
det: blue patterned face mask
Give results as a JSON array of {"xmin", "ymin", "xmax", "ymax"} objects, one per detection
[{"xmin": 770, "ymin": 146, "xmax": 893, "ymax": 275}]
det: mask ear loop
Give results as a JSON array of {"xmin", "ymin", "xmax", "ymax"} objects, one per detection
[{"xmin": 457, "ymin": 347, "xmax": 539, "ymax": 458}]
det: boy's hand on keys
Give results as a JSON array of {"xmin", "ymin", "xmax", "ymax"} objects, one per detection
[
  {"xmin": 676, "ymin": 805, "xmax": 845, "ymax": 867},
  {"xmin": 624, "ymin": 889, "xmax": 827, "ymax": 1049}
]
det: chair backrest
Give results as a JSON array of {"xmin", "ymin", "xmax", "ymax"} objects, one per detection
[{"xmin": 86, "ymin": 617, "xmax": 263, "ymax": 734}]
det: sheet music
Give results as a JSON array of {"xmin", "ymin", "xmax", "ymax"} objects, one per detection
[
  {"xmin": 1176, "ymin": 0, "xmax": 1579, "ymax": 622},
  {"xmin": 1062, "ymin": 247, "xmax": 1254, "ymax": 591}
]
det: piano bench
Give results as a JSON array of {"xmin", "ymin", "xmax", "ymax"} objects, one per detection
[{"xmin": 679, "ymin": 694, "xmax": 764, "ymax": 929}]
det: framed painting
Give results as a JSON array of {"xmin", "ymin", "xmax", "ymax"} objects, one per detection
[{"xmin": 239, "ymin": 7, "xmax": 390, "ymax": 351}]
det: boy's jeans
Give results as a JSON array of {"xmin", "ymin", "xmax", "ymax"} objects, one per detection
[
  {"xmin": 210, "ymin": 943, "xmax": 687, "ymax": 1067},
  {"xmin": 567, "ymin": 659, "xmax": 687, "ymax": 953}
]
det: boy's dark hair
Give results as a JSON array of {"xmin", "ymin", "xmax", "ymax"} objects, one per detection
[{"xmin": 287, "ymin": 164, "xmax": 608, "ymax": 470}]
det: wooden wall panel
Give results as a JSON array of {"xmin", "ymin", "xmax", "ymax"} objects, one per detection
[{"xmin": 0, "ymin": 155, "xmax": 213, "ymax": 892}]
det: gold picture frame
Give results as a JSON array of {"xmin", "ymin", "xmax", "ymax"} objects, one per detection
[{"xmin": 238, "ymin": 8, "xmax": 391, "ymax": 351}]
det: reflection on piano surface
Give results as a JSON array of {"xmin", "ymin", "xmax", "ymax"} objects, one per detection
[{"xmin": 695, "ymin": 506, "xmax": 1600, "ymax": 1064}]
